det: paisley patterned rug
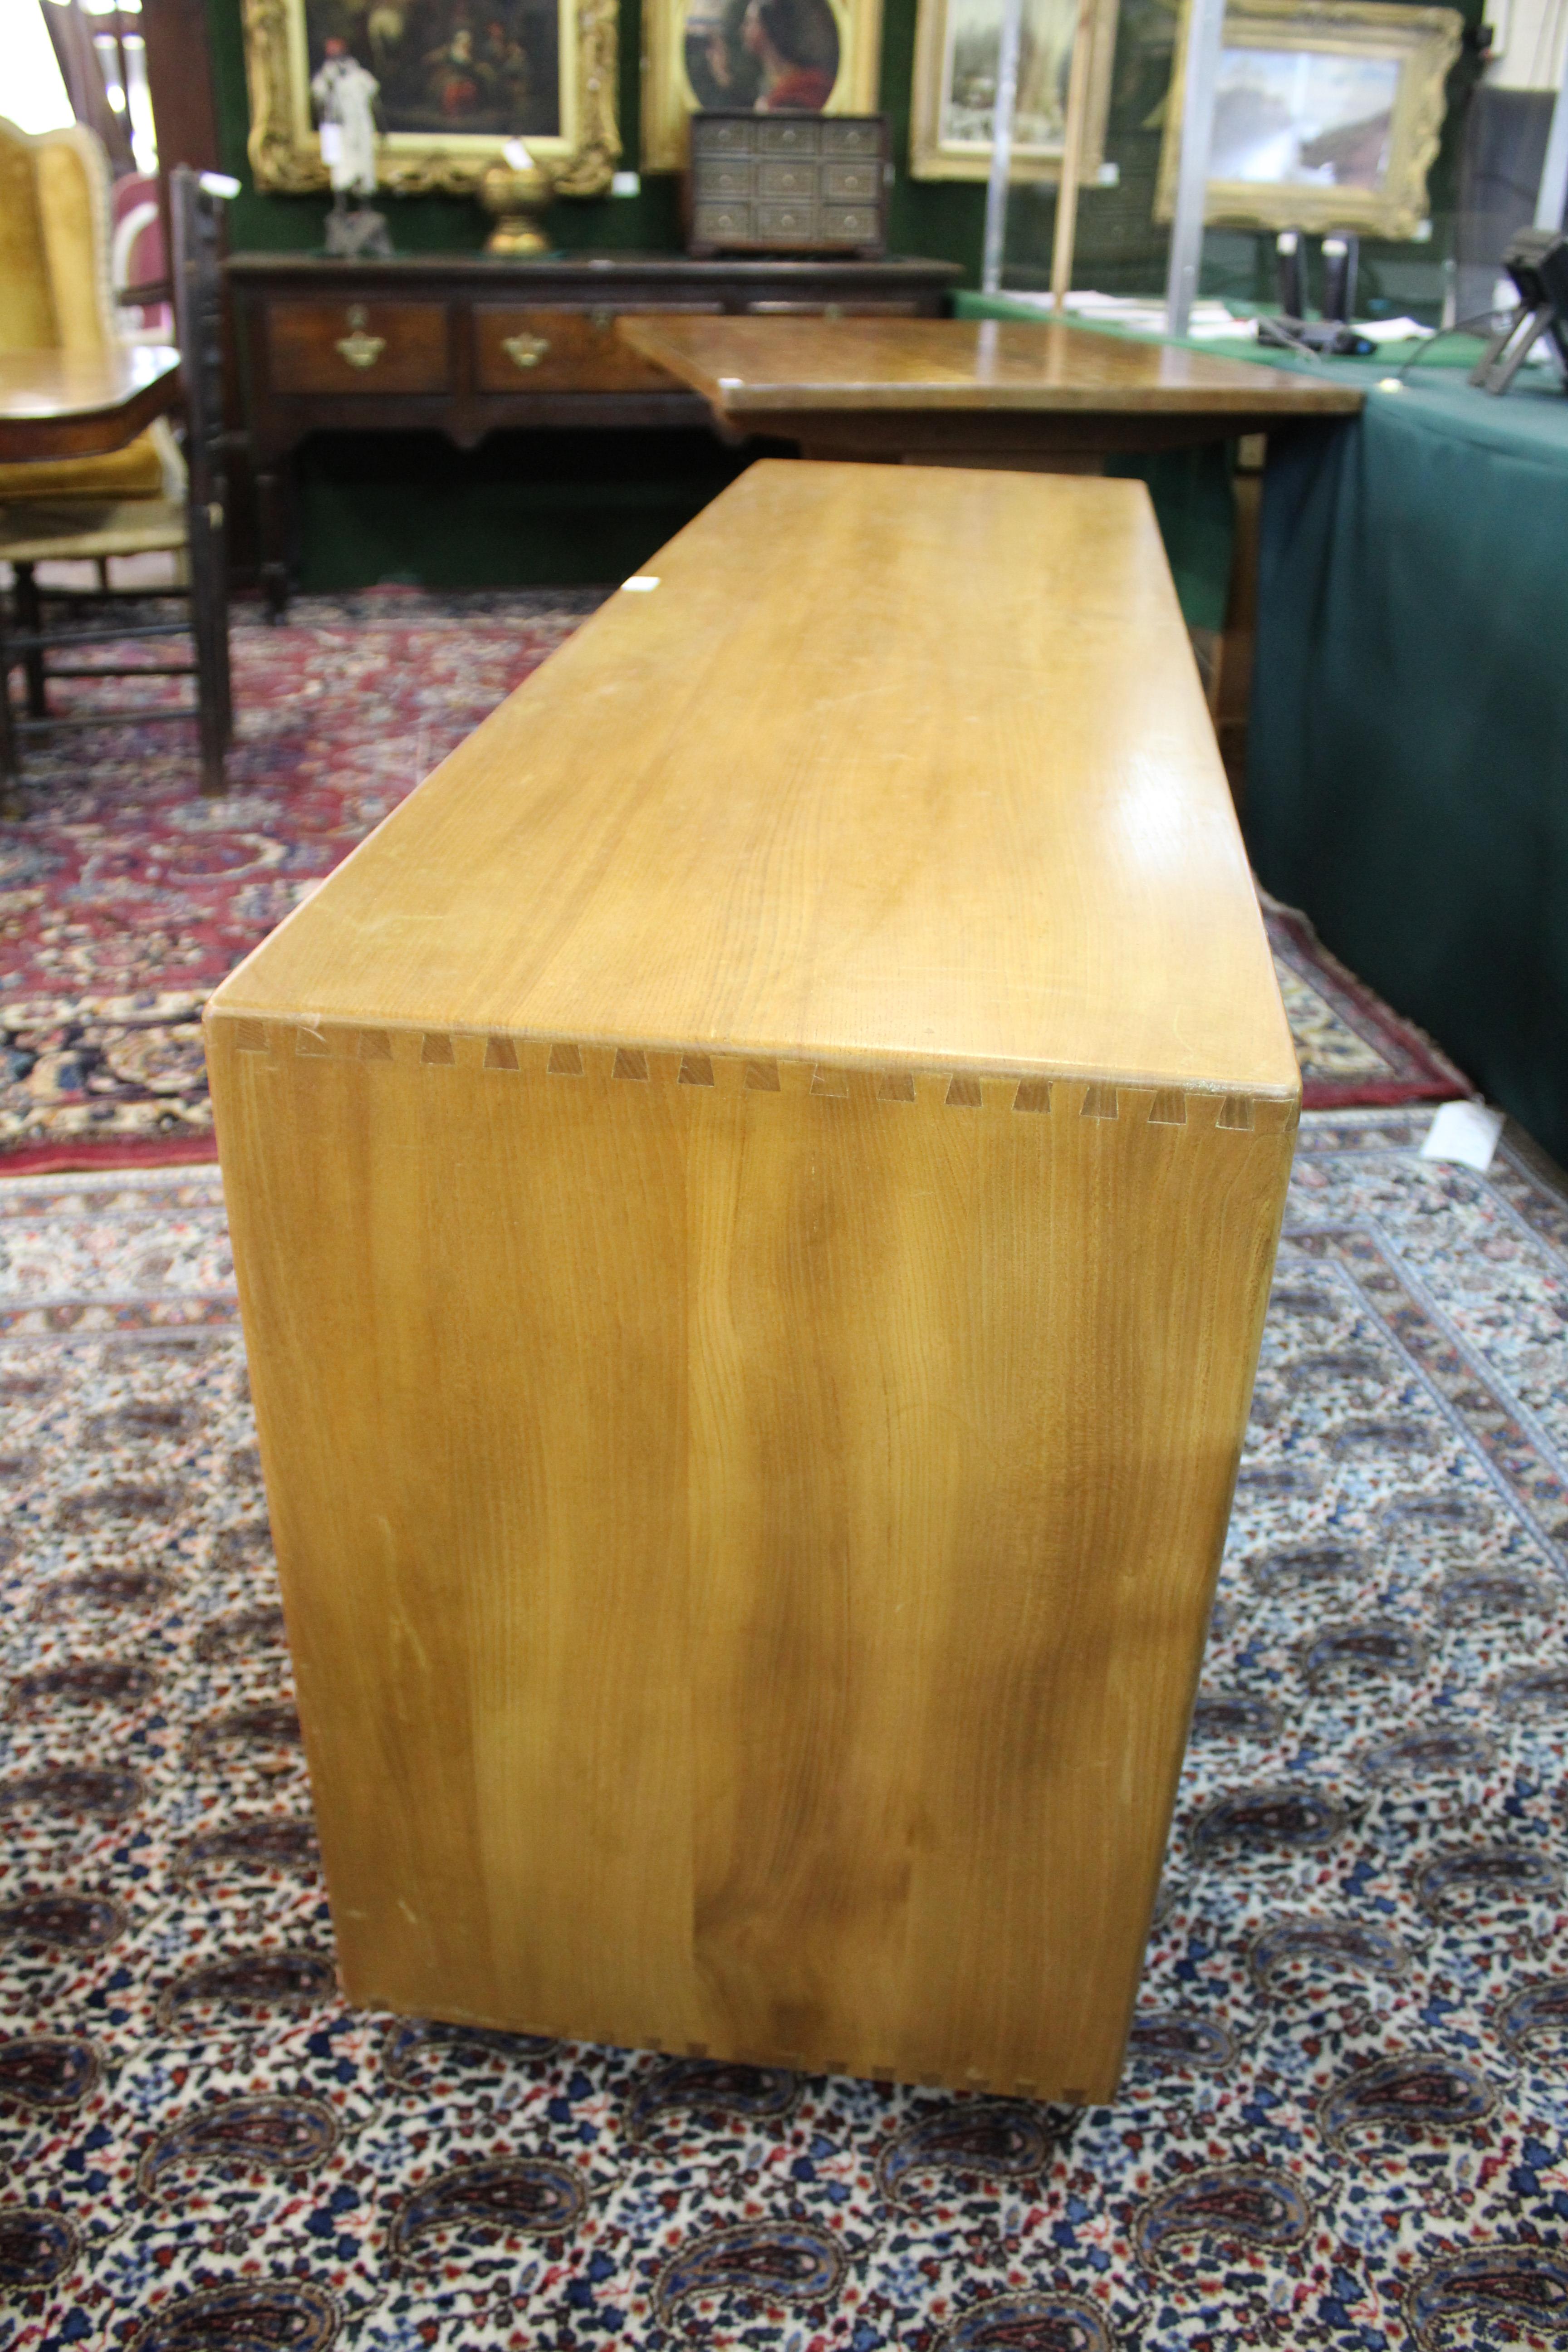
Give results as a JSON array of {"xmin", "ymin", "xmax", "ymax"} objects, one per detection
[
  {"xmin": 0, "ymin": 593, "xmax": 1466, "ymax": 1175},
  {"xmin": 3, "ymin": 1107, "xmax": 1566, "ymax": 2347},
  {"xmin": 0, "ymin": 592, "xmax": 600, "ymax": 1176}
]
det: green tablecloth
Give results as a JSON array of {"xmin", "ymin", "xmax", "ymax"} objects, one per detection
[
  {"xmin": 1250, "ymin": 370, "xmax": 1568, "ymax": 1165},
  {"xmin": 956, "ymin": 289, "xmax": 1245, "ymax": 629},
  {"xmin": 961, "ymin": 292, "xmax": 1568, "ymax": 1167},
  {"xmin": 956, "ymin": 292, "xmax": 1419, "ymax": 629}
]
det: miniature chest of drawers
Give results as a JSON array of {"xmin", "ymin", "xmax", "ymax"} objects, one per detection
[
  {"xmin": 206, "ymin": 459, "xmax": 1298, "ymax": 2100},
  {"xmin": 688, "ymin": 112, "xmax": 888, "ymax": 255}
]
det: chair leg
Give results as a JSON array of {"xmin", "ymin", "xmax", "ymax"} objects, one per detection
[
  {"xmin": 14, "ymin": 564, "xmax": 47, "ymax": 720},
  {"xmin": 186, "ymin": 498, "xmax": 231, "ymax": 794},
  {"xmin": 0, "ymin": 592, "xmax": 23, "ymax": 820}
]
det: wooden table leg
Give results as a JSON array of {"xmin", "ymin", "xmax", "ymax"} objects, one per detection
[
  {"xmin": 799, "ymin": 441, "xmax": 1107, "ymax": 476},
  {"xmin": 257, "ymin": 458, "xmax": 292, "ymax": 624},
  {"xmin": 1206, "ymin": 432, "xmax": 1265, "ymax": 814}
]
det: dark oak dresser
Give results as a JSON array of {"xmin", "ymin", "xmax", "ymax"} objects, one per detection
[{"xmin": 227, "ymin": 252, "xmax": 963, "ymax": 614}]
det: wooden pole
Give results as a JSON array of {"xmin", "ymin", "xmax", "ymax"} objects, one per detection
[{"xmin": 1049, "ymin": 0, "xmax": 1097, "ymax": 310}]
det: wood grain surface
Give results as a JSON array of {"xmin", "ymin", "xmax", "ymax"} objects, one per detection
[
  {"xmin": 0, "ymin": 345, "xmax": 180, "ymax": 463},
  {"xmin": 207, "ymin": 459, "xmax": 1299, "ymax": 2097},
  {"xmin": 614, "ymin": 313, "xmax": 1367, "ymax": 416},
  {"xmin": 210, "ymin": 460, "xmax": 1297, "ymax": 1098}
]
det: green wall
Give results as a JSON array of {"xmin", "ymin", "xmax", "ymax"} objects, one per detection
[{"xmin": 208, "ymin": 0, "xmax": 1484, "ymax": 589}]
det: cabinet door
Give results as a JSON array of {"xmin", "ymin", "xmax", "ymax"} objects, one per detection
[
  {"xmin": 473, "ymin": 305, "xmax": 721, "ymax": 392},
  {"xmin": 267, "ymin": 302, "xmax": 450, "ymax": 394}
]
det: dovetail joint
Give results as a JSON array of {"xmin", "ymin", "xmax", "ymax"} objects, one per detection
[{"xmin": 219, "ymin": 1020, "xmax": 1295, "ymax": 1135}]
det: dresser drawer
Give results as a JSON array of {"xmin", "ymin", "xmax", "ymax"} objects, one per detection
[
  {"xmin": 474, "ymin": 305, "xmax": 719, "ymax": 392},
  {"xmin": 822, "ymin": 206, "xmax": 881, "ymax": 244},
  {"xmin": 821, "ymin": 118, "xmax": 882, "ymax": 156},
  {"xmin": 756, "ymin": 201, "xmax": 820, "ymax": 241},
  {"xmin": 758, "ymin": 159, "xmax": 816, "ymax": 198},
  {"xmin": 758, "ymin": 118, "xmax": 820, "ymax": 155},
  {"xmin": 701, "ymin": 160, "xmax": 755, "ymax": 198},
  {"xmin": 691, "ymin": 115, "xmax": 754, "ymax": 155},
  {"xmin": 693, "ymin": 204, "xmax": 755, "ymax": 245},
  {"xmin": 267, "ymin": 301, "xmax": 450, "ymax": 395},
  {"xmin": 823, "ymin": 161, "xmax": 879, "ymax": 201}
]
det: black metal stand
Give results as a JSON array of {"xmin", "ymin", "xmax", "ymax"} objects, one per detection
[{"xmin": 1470, "ymin": 229, "xmax": 1568, "ymax": 394}]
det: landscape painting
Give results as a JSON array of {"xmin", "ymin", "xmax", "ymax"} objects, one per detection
[
  {"xmin": 910, "ymin": 0, "xmax": 1119, "ymax": 180},
  {"xmin": 1156, "ymin": 0, "xmax": 1463, "ymax": 235}
]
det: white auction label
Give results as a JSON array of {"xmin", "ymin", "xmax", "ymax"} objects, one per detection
[{"xmin": 1421, "ymin": 1100, "xmax": 1504, "ymax": 1172}]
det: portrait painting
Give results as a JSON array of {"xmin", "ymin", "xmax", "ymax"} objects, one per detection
[
  {"xmin": 909, "ymin": 0, "xmax": 1119, "ymax": 181},
  {"xmin": 681, "ymin": 0, "xmax": 841, "ymax": 116},
  {"xmin": 641, "ymin": 0, "xmax": 882, "ymax": 168},
  {"xmin": 243, "ymin": 0, "xmax": 619, "ymax": 193},
  {"xmin": 1156, "ymin": 0, "xmax": 1461, "ymax": 235}
]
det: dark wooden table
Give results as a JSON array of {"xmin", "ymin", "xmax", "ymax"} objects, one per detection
[
  {"xmin": 617, "ymin": 313, "xmax": 1367, "ymax": 797},
  {"xmin": 0, "ymin": 345, "xmax": 181, "ymax": 465},
  {"xmin": 614, "ymin": 313, "xmax": 1365, "ymax": 459},
  {"xmin": 227, "ymin": 254, "xmax": 963, "ymax": 618}
]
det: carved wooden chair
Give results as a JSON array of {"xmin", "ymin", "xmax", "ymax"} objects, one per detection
[{"xmin": 0, "ymin": 129, "xmax": 231, "ymax": 808}]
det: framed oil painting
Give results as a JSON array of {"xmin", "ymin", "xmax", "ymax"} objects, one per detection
[
  {"xmin": 1155, "ymin": 0, "xmax": 1461, "ymax": 236},
  {"xmin": 909, "ymin": 0, "xmax": 1120, "ymax": 182},
  {"xmin": 242, "ymin": 0, "xmax": 620, "ymax": 196},
  {"xmin": 641, "ymin": 0, "xmax": 884, "ymax": 171}
]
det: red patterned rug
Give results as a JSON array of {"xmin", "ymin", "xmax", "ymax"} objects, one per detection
[
  {"xmin": 1258, "ymin": 891, "xmax": 1470, "ymax": 1113},
  {"xmin": 0, "ymin": 591, "xmax": 1467, "ymax": 1173}
]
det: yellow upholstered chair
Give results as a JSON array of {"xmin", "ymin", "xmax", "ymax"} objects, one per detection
[
  {"xmin": 0, "ymin": 157, "xmax": 232, "ymax": 807},
  {"xmin": 0, "ymin": 116, "xmax": 181, "ymax": 508}
]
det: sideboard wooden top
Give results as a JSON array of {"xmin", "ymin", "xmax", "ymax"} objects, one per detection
[
  {"xmin": 226, "ymin": 252, "xmax": 963, "ymax": 289},
  {"xmin": 616, "ymin": 313, "xmax": 1367, "ymax": 416},
  {"xmin": 210, "ymin": 460, "xmax": 1298, "ymax": 1098}
]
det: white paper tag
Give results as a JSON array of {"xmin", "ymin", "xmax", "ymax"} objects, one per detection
[
  {"xmin": 1421, "ymin": 1100, "xmax": 1504, "ymax": 1172},
  {"xmin": 503, "ymin": 137, "xmax": 533, "ymax": 170},
  {"xmin": 319, "ymin": 123, "xmax": 344, "ymax": 166}
]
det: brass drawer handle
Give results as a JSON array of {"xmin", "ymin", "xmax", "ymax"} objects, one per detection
[
  {"xmin": 336, "ymin": 306, "xmax": 385, "ymax": 370},
  {"xmin": 503, "ymin": 331, "xmax": 551, "ymax": 370}
]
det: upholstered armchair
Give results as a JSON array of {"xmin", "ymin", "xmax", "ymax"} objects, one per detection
[
  {"xmin": 0, "ymin": 115, "xmax": 181, "ymax": 507},
  {"xmin": 0, "ymin": 147, "xmax": 231, "ymax": 806}
]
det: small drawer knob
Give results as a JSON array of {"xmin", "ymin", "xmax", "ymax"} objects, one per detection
[{"xmin": 503, "ymin": 330, "xmax": 551, "ymax": 370}]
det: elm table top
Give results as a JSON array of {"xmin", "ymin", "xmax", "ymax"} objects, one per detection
[
  {"xmin": 0, "ymin": 345, "xmax": 181, "ymax": 466},
  {"xmin": 616, "ymin": 313, "xmax": 1367, "ymax": 426},
  {"xmin": 211, "ymin": 457, "xmax": 1296, "ymax": 1098}
]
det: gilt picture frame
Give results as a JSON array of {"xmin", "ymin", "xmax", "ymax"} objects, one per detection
[
  {"xmin": 242, "ymin": 0, "xmax": 620, "ymax": 196},
  {"xmin": 1154, "ymin": 0, "xmax": 1461, "ymax": 237},
  {"xmin": 641, "ymin": 0, "xmax": 884, "ymax": 172},
  {"xmin": 908, "ymin": 0, "xmax": 1120, "ymax": 183}
]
